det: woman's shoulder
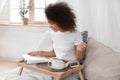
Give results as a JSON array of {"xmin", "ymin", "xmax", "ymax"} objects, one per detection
[
  {"xmin": 72, "ymin": 29, "xmax": 81, "ymax": 35},
  {"xmin": 72, "ymin": 29, "xmax": 82, "ymax": 40}
]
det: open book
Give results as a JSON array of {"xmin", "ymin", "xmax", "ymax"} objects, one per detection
[{"xmin": 23, "ymin": 54, "xmax": 50, "ymax": 64}]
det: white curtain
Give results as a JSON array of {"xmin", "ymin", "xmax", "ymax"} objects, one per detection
[
  {"xmin": 59, "ymin": 0, "xmax": 120, "ymax": 51},
  {"xmin": 0, "ymin": 0, "xmax": 7, "ymax": 14}
]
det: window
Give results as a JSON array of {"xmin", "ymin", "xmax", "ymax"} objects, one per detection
[{"xmin": 10, "ymin": 0, "xmax": 57, "ymax": 25}]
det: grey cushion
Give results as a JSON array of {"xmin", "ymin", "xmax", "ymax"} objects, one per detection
[
  {"xmin": 84, "ymin": 37, "xmax": 120, "ymax": 80},
  {"xmin": 80, "ymin": 31, "xmax": 88, "ymax": 64},
  {"xmin": 81, "ymin": 30, "xmax": 88, "ymax": 43}
]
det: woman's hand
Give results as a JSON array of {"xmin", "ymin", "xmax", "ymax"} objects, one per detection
[
  {"xmin": 77, "ymin": 42, "xmax": 87, "ymax": 52},
  {"xmin": 75, "ymin": 42, "xmax": 87, "ymax": 61},
  {"xmin": 28, "ymin": 51, "xmax": 41, "ymax": 56}
]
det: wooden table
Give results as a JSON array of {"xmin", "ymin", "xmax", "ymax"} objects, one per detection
[{"xmin": 17, "ymin": 60, "xmax": 84, "ymax": 80}]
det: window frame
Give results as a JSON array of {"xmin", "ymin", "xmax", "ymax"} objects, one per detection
[{"xmin": 10, "ymin": 0, "xmax": 57, "ymax": 25}]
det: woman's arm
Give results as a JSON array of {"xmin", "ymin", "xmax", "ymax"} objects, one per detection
[
  {"xmin": 75, "ymin": 42, "xmax": 87, "ymax": 61},
  {"xmin": 28, "ymin": 49, "xmax": 56, "ymax": 57}
]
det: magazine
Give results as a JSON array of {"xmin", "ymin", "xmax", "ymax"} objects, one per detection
[{"xmin": 23, "ymin": 54, "xmax": 50, "ymax": 64}]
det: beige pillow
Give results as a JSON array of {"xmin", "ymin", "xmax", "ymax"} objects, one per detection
[{"xmin": 84, "ymin": 37, "xmax": 120, "ymax": 80}]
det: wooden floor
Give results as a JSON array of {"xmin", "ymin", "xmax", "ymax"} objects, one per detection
[{"xmin": 0, "ymin": 60, "xmax": 17, "ymax": 74}]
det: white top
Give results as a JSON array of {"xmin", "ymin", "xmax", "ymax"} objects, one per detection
[{"xmin": 51, "ymin": 30, "xmax": 83, "ymax": 61}]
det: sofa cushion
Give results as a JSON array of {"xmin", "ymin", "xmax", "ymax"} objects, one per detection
[{"xmin": 84, "ymin": 37, "xmax": 120, "ymax": 80}]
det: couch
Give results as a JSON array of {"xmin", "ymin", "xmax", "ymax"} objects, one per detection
[{"xmin": 83, "ymin": 37, "xmax": 120, "ymax": 80}]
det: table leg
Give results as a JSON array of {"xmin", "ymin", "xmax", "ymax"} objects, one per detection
[
  {"xmin": 19, "ymin": 67, "xmax": 23, "ymax": 75},
  {"xmin": 79, "ymin": 71, "xmax": 84, "ymax": 80}
]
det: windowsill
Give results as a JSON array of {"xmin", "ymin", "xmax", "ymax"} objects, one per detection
[
  {"xmin": 0, "ymin": 23, "xmax": 50, "ymax": 32},
  {"xmin": 0, "ymin": 23, "xmax": 49, "ymax": 27}
]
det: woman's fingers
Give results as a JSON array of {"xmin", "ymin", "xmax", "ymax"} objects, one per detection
[
  {"xmin": 28, "ymin": 51, "xmax": 36, "ymax": 56},
  {"xmin": 81, "ymin": 42, "xmax": 87, "ymax": 48},
  {"xmin": 77, "ymin": 42, "xmax": 87, "ymax": 51}
]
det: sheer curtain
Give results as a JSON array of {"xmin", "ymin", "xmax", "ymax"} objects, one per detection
[
  {"xmin": 59, "ymin": 0, "xmax": 120, "ymax": 51},
  {"xmin": 0, "ymin": 0, "xmax": 7, "ymax": 14}
]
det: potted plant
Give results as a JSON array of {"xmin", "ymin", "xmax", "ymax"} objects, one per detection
[{"xmin": 19, "ymin": 0, "xmax": 29, "ymax": 25}]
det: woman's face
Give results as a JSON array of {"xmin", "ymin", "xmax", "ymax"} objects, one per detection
[{"xmin": 48, "ymin": 21, "xmax": 60, "ymax": 32}]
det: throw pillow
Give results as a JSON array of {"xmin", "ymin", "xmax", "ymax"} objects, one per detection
[
  {"xmin": 81, "ymin": 30, "xmax": 88, "ymax": 43},
  {"xmin": 79, "ymin": 30, "xmax": 88, "ymax": 64},
  {"xmin": 84, "ymin": 37, "xmax": 120, "ymax": 80}
]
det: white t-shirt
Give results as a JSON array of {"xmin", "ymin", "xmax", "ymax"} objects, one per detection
[{"xmin": 51, "ymin": 30, "xmax": 83, "ymax": 61}]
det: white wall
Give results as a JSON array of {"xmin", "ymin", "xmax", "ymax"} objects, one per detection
[{"xmin": 0, "ymin": 26, "xmax": 49, "ymax": 61}]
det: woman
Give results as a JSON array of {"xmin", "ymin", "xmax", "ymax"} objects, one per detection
[{"xmin": 29, "ymin": 2, "xmax": 87, "ymax": 80}]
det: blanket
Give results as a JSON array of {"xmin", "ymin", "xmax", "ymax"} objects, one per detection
[
  {"xmin": 0, "ymin": 67, "xmax": 78, "ymax": 80},
  {"xmin": 0, "ymin": 68, "xmax": 51, "ymax": 80}
]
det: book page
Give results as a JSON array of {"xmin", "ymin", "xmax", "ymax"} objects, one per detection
[{"xmin": 23, "ymin": 54, "xmax": 50, "ymax": 64}]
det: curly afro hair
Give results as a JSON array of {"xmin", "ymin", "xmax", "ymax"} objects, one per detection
[{"xmin": 45, "ymin": 2, "xmax": 76, "ymax": 31}]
